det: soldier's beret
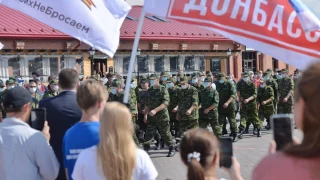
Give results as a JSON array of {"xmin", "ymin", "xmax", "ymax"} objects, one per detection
[
  {"xmin": 49, "ymin": 79, "xmax": 58, "ymax": 85},
  {"xmin": 160, "ymin": 72, "xmax": 169, "ymax": 76},
  {"xmin": 166, "ymin": 77, "xmax": 174, "ymax": 83},
  {"xmin": 180, "ymin": 77, "xmax": 189, "ymax": 84},
  {"xmin": 106, "ymin": 72, "xmax": 115, "ymax": 78},
  {"xmin": 149, "ymin": 73, "xmax": 160, "ymax": 80},
  {"xmin": 6, "ymin": 79, "xmax": 15, "ymax": 84},
  {"xmin": 263, "ymin": 72, "xmax": 270, "ymax": 76},
  {"xmin": 204, "ymin": 77, "xmax": 212, "ymax": 82},
  {"xmin": 217, "ymin": 72, "xmax": 225, "ymax": 79},
  {"xmin": 243, "ymin": 72, "xmax": 249, "ymax": 77},
  {"xmin": 111, "ymin": 80, "xmax": 122, "ymax": 87}
]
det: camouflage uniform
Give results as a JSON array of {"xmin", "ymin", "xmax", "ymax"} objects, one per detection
[
  {"xmin": 176, "ymin": 77, "xmax": 199, "ymax": 138},
  {"xmin": 199, "ymin": 78, "xmax": 220, "ymax": 136},
  {"xmin": 31, "ymin": 93, "xmax": 42, "ymax": 109},
  {"xmin": 143, "ymin": 74, "xmax": 175, "ymax": 156},
  {"xmin": 257, "ymin": 79, "xmax": 275, "ymax": 125},
  {"xmin": 216, "ymin": 73, "xmax": 238, "ymax": 137},
  {"xmin": 238, "ymin": 73, "xmax": 262, "ymax": 137},
  {"xmin": 160, "ymin": 72, "xmax": 169, "ymax": 86},
  {"xmin": 265, "ymin": 72, "xmax": 278, "ymax": 111},
  {"xmin": 277, "ymin": 69, "xmax": 294, "ymax": 114},
  {"xmin": 166, "ymin": 78, "xmax": 180, "ymax": 137},
  {"xmin": 137, "ymin": 78, "xmax": 149, "ymax": 141},
  {"xmin": 42, "ymin": 79, "xmax": 59, "ymax": 99},
  {"xmin": 108, "ymin": 80, "xmax": 140, "ymax": 145}
]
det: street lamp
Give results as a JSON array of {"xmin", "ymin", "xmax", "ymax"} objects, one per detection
[
  {"xmin": 136, "ymin": 48, "xmax": 141, "ymax": 82},
  {"xmin": 226, "ymin": 48, "xmax": 232, "ymax": 74},
  {"xmin": 89, "ymin": 47, "xmax": 96, "ymax": 75}
]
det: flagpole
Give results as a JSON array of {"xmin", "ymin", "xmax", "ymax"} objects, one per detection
[{"xmin": 123, "ymin": 7, "xmax": 145, "ymax": 104}]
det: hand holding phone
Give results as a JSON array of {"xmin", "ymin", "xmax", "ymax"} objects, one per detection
[
  {"xmin": 219, "ymin": 137, "xmax": 233, "ymax": 168},
  {"xmin": 271, "ymin": 114, "xmax": 293, "ymax": 151},
  {"xmin": 29, "ymin": 108, "xmax": 46, "ymax": 131}
]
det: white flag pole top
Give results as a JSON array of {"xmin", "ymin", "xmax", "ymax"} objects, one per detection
[
  {"xmin": 123, "ymin": 7, "xmax": 146, "ymax": 104},
  {"xmin": 0, "ymin": 0, "xmax": 131, "ymax": 57},
  {"xmin": 145, "ymin": 0, "xmax": 320, "ymax": 69},
  {"xmin": 289, "ymin": 0, "xmax": 320, "ymax": 32}
]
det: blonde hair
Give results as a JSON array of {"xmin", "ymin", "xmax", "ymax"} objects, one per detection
[
  {"xmin": 97, "ymin": 102, "xmax": 136, "ymax": 180},
  {"xmin": 77, "ymin": 79, "xmax": 108, "ymax": 111}
]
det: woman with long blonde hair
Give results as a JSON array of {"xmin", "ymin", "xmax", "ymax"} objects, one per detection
[{"xmin": 72, "ymin": 102, "xmax": 158, "ymax": 180}]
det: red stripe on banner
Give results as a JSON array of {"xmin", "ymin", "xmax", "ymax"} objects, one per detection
[{"xmin": 166, "ymin": 0, "xmax": 320, "ymax": 57}]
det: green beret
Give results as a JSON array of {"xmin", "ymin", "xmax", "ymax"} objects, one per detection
[
  {"xmin": 49, "ymin": 79, "xmax": 58, "ymax": 85},
  {"xmin": 149, "ymin": 74, "xmax": 160, "ymax": 80},
  {"xmin": 217, "ymin": 72, "xmax": 225, "ymax": 79},
  {"xmin": 160, "ymin": 72, "xmax": 169, "ymax": 77},
  {"xmin": 166, "ymin": 77, "xmax": 173, "ymax": 83},
  {"xmin": 111, "ymin": 80, "xmax": 122, "ymax": 87},
  {"xmin": 282, "ymin": 69, "xmax": 288, "ymax": 73},
  {"xmin": 243, "ymin": 72, "xmax": 249, "ymax": 77},
  {"xmin": 204, "ymin": 77, "xmax": 212, "ymax": 82},
  {"xmin": 106, "ymin": 72, "xmax": 115, "ymax": 78},
  {"xmin": 180, "ymin": 77, "xmax": 189, "ymax": 84},
  {"xmin": 140, "ymin": 78, "xmax": 148, "ymax": 83},
  {"xmin": 6, "ymin": 79, "xmax": 15, "ymax": 84}
]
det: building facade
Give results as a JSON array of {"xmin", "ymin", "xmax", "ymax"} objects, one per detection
[{"xmin": 0, "ymin": 5, "xmax": 296, "ymax": 82}]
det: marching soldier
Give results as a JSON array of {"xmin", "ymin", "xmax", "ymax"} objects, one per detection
[
  {"xmin": 257, "ymin": 79, "xmax": 275, "ymax": 130},
  {"xmin": 264, "ymin": 71, "xmax": 278, "ymax": 113},
  {"xmin": 175, "ymin": 77, "xmax": 199, "ymax": 138},
  {"xmin": 166, "ymin": 78, "xmax": 180, "ymax": 138},
  {"xmin": 42, "ymin": 79, "xmax": 59, "ymax": 99},
  {"xmin": 137, "ymin": 78, "xmax": 149, "ymax": 142},
  {"xmin": 160, "ymin": 71, "xmax": 169, "ymax": 85},
  {"xmin": 29, "ymin": 81, "xmax": 42, "ymax": 108},
  {"xmin": 143, "ymin": 74, "xmax": 176, "ymax": 157},
  {"xmin": 199, "ymin": 77, "xmax": 220, "ymax": 137},
  {"xmin": 278, "ymin": 69, "xmax": 294, "ymax": 114},
  {"xmin": 238, "ymin": 72, "xmax": 262, "ymax": 138},
  {"xmin": 109, "ymin": 80, "xmax": 140, "ymax": 146},
  {"xmin": 216, "ymin": 73, "xmax": 239, "ymax": 142},
  {"xmin": 191, "ymin": 73, "xmax": 205, "ymax": 91}
]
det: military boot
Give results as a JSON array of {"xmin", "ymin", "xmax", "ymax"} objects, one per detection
[
  {"xmin": 253, "ymin": 125, "xmax": 257, "ymax": 135},
  {"xmin": 238, "ymin": 130, "xmax": 244, "ymax": 139},
  {"xmin": 222, "ymin": 129, "xmax": 228, "ymax": 135},
  {"xmin": 167, "ymin": 145, "xmax": 176, "ymax": 157},
  {"xmin": 233, "ymin": 133, "xmax": 239, "ymax": 142},
  {"xmin": 265, "ymin": 122, "xmax": 270, "ymax": 130},
  {"xmin": 155, "ymin": 140, "xmax": 161, "ymax": 150},
  {"xmin": 244, "ymin": 125, "xmax": 249, "ymax": 134},
  {"xmin": 160, "ymin": 139, "xmax": 165, "ymax": 149},
  {"xmin": 257, "ymin": 128, "xmax": 262, "ymax": 137}
]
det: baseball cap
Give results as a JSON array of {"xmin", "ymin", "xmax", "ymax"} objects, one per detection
[
  {"xmin": 111, "ymin": 80, "xmax": 122, "ymax": 87},
  {"xmin": 3, "ymin": 86, "xmax": 32, "ymax": 110},
  {"xmin": 180, "ymin": 77, "xmax": 189, "ymax": 84},
  {"xmin": 49, "ymin": 79, "xmax": 58, "ymax": 85},
  {"xmin": 149, "ymin": 74, "xmax": 160, "ymax": 80}
]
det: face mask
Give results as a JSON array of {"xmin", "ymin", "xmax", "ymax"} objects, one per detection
[
  {"xmin": 166, "ymin": 83, "xmax": 173, "ymax": 89},
  {"xmin": 53, "ymin": 85, "xmax": 59, "ymax": 91},
  {"xmin": 150, "ymin": 80, "xmax": 156, "ymax": 87},
  {"xmin": 111, "ymin": 88, "xmax": 117, "ymax": 95},
  {"xmin": 200, "ymin": 77, "xmax": 205, "ymax": 82},
  {"xmin": 130, "ymin": 82, "xmax": 137, "ymax": 89},
  {"xmin": 181, "ymin": 85, "xmax": 187, "ymax": 89},
  {"xmin": 264, "ymin": 76, "xmax": 269, "ymax": 81},
  {"xmin": 243, "ymin": 77, "xmax": 249, "ymax": 82},
  {"xmin": 260, "ymin": 84, "xmax": 266, "ymax": 88},
  {"xmin": 8, "ymin": 86, "xmax": 15, "ymax": 90},
  {"xmin": 192, "ymin": 79, "xmax": 198, "ymax": 84},
  {"xmin": 161, "ymin": 77, "xmax": 168, "ymax": 81},
  {"xmin": 278, "ymin": 75, "xmax": 283, "ymax": 79},
  {"xmin": 218, "ymin": 79, "xmax": 224, "ymax": 84},
  {"xmin": 37, "ymin": 85, "xmax": 42, "ymax": 90},
  {"xmin": 18, "ymin": 82, "xmax": 23, "ymax": 87},
  {"xmin": 0, "ymin": 88, "xmax": 4, "ymax": 92},
  {"xmin": 204, "ymin": 82, "xmax": 210, "ymax": 88},
  {"xmin": 258, "ymin": 74, "xmax": 262, "ymax": 78},
  {"xmin": 29, "ymin": 87, "xmax": 36, "ymax": 93}
]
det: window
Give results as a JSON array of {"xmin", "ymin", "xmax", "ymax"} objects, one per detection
[
  {"xmin": 123, "ymin": 56, "xmax": 130, "ymax": 74},
  {"xmin": 242, "ymin": 52, "xmax": 257, "ymax": 72},
  {"xmin": 28, "ymin": 56, "xmax": 43, "ymax": 77},
  {"xmin": 184, "ymin": 56, "xmax": 194, "ymax": 71},
  {"xmin": 154, "ymin": 56, "xmax": 164, "ymax": 73},
  {"xmin": 76, "ymin": 57, "xmax": 84, "ymax": 75},
  {"xmin": 200, "ymin": 56, "xmax": 206, "ymax": 71},
  {"xmin": 170, "ymin": 56, "xmax": 179, "ymax": 72},
  {"xmin": 210, "ymin": 58, "xmax": 221, "ymax": 73},
  {"xmin": 8, "ymin": 57, "xmax": 20, "ymax": 77},
  {"xmin": 137, "ymin": 56, "xmax": 148, "ymax": 73},
  {"xmin": 272, "ymin": 58, "xmax": 278, "ymax": 70}
]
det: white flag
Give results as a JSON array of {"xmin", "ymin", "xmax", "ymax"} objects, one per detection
[
  {"xmin": 0, "ymin": 0, "xmax": 131, "ymax": 57},
  {"xmin": 0, "ymin": 42, "xmax": 3, "ymax": 50}
]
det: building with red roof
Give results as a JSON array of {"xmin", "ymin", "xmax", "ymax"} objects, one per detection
[{"xmin": 0, "ymin": 5, "xmax": 294, "ymax": 80}]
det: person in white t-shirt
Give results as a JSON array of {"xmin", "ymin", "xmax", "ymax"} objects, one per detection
[{"xmin": 72, "ymin": 102, "xmax": 158, "ymax": 180}]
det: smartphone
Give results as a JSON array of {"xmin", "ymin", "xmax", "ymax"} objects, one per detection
[
  {"xmin": 270, "ymin": 114, "xmax": 293, "ymax": 151},
  {"xmin": 219, "ymin": 137, "xmax": 233, "ymax": 168},
  {"xmin": 29, "ymin": 108, "xmax": 46, "ymax": 131}
]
